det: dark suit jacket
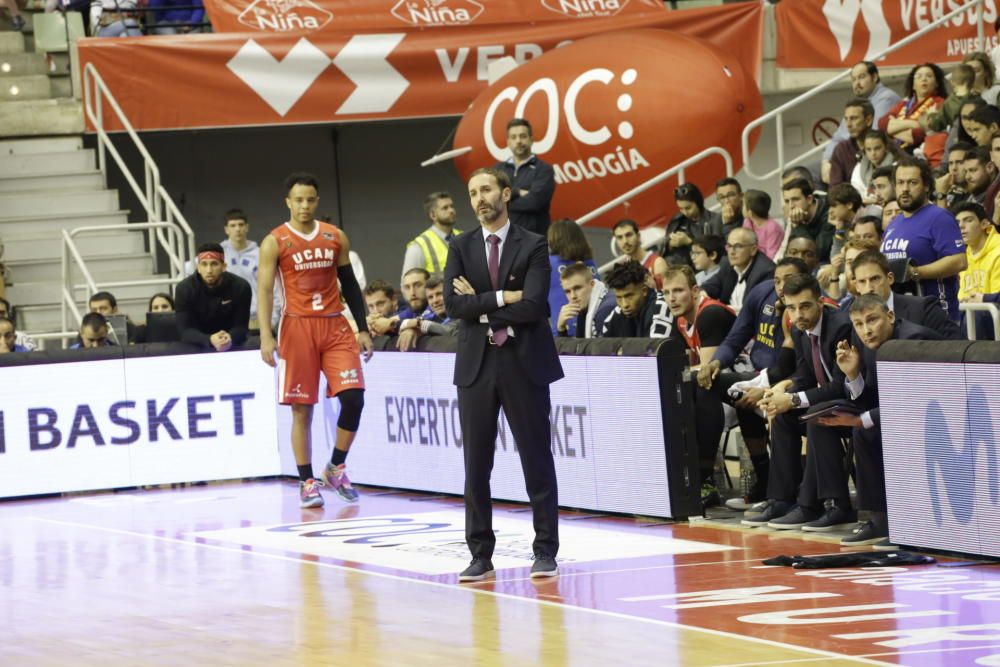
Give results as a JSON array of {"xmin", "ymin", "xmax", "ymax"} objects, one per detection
[
  {"xmin": 789, "ymin": 308, "xmax": 853, "ymax": 406},
  {"xmin": 893, "ymin": 293, "xmax": 964, "ymax": 340},
  {"xmin": 701, "ymin": 251, "xmax": 776, "ymax": 306},
  {"xmin": 497, "ymin": 157, "xmax": 556, "ymax": 236},
  {"xmin": 443, "ymin": 223, "xmax": 564, "ymax": 388},
  {"xmin": 848, "ymin": 319, "xmax": 944, "ymax": 429}
]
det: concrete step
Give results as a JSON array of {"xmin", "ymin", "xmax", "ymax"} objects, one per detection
[
  {"xmin": 0, "ymin": 98, "xmax": 84, "ymax": 137},
  {"xmin": 0, "ymin": 52, "xmax": 47, "ymax": 77},
  {"xmin": 0, "ymin": 74, "xmax": 50, "ymax": 101},
  {"xmin": 5, "ymin": 252, "xmax": 154, "ymax": 283},
  {"xmin": 0, "ymin": 209, "xmax": 130, "ymax": 240},
  {"xmin": 0, "ymin": 170, "xmax": 104, "ymax": 193},
  {"xmin": 50, "ymin": 76, "xmax": 71, "ymax": 98},
  {"xmin": 0, "ymin": 147, "xmax": 94, "ymax": 176},
  {"xmin": 0, "ymin": 136, "xmax": 83, "ymax": 155},
  {"xmin": 7, "ymin": 275, "xmax": 175, "ymax": 306},
  {"xmin": 0, "ymin": 33, "xmax": 26, "ymax": 55},
  {"xmin": 3, "ymin": 220, "xmax": 145, "ymax": 261},
  {"xmin": 19, "ymin": 296, "xmax": 155, "ymax": 333},
  {"xmin": 0, "ymin": 10, "xmax": 34, "ymax": 32},
  {"xmin": 0, "ymin": 188, "xmax": 119, "ymax": 218}
]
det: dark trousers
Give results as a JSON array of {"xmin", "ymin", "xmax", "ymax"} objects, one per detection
[
  {"xmin": 458, "ymin": 343, "xmax": 559, "ymax": 560},
  {"xmin": 693, "ymin": 383, "xmax": 725, "ymax": 481},
  {"xmin": 770, "ymin": 411, "xmax": 851, "ymax": 508},
  {"xmin": 714, "ymin": 371, "xmax": 769, "ymax": 439},
  {"xmin": 853, "ymin": 426, "xmax": 887, "ymax": 512}
]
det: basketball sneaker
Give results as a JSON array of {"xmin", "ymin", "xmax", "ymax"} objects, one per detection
[
  {"xmin": 299, "ymin": 478, "xmax": 325, "ymax": 509},
  {"xmin": 323, "ymin": 463, "xmax": 360, "ymax": 503}
]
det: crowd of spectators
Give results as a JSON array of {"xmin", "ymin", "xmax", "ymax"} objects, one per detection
[{"xmin": 5, "ymin": 51, "xmax": 1000, "ymax": 552}]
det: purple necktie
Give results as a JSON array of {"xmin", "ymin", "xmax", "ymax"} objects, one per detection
[
  {"xmin": 487, "ymin": 234, "xmax": 507, "ymax": 346},
  {"xmin": 809, "ymin": 333, "xmax": 827, "ymax": 387}
]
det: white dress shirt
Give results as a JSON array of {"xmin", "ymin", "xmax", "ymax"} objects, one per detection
[
  {"xmin": 730, "ymin": 263, "xmax": 751, "ymax": 312},
  {"xmin": 479, "ymin": 221, "xmax": 515, "ymax": 338}
]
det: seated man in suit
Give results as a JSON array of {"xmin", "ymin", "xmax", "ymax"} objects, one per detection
[
  {"xmin": 599, "ymin": 260, "xmax": 673, "ymax": 338},
  {"xmin": 702, "ymin": 228, "xmax": 776, "ymax": 312},
  {"xmin": 743, "ymin": 274, "xmax": 853, "ymax": 528},
  {"xmin": 850, "ymin": 250, "xmax": 965, "ymax": 339},
  {"xmin": 820, "ymin": 294, "xmax": 943, "ymax": 548}
]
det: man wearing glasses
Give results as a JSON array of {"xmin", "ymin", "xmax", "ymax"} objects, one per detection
[{"xmin": 702, "ymin": 228, "xmax": 776, "ymax": 313}]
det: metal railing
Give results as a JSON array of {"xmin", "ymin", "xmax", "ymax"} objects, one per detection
[
  {"xmin": 83, "ymin": 62, "xmax": 196, "ymax": 275},
  {"xmin": 960, "ymin": 302, "xmax": 1000, "ymax": 340},
  {"xmin": 60, "ymin": 223, "xmax": 187, "ymax": 342},
  {"xmin": 741, "ymin": 0, "xmax": 986, "ymax": 185}
]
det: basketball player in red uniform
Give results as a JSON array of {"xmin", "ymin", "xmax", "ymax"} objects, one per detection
[{"xmin": 258, "ymin": 173, "xmax": 374, "ymax": 508}]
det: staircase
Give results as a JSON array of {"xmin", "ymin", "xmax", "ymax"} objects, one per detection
[
  {"xmin": 0, "ymin": 28, "xmax": 82, "ymax": 136},
  {"xmin": 0, "ymin": 136, "xmax": 173, "ymax": 340}
]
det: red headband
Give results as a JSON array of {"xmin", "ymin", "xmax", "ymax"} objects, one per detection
[{"xmin": 198, "ymin": 251, "xmax": 225, "ymax": 264}]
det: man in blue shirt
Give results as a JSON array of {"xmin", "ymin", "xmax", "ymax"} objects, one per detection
[
  {"xmin": 880, "ymin": 157, "xmax": 967, "ymax": 322},
  {"xmin": 69, "ymin": 313, "xmax": 115, "ymax": 349},
  {"xmin": 697, "ymin": 257, "xmax": 810, "ymax": 504}
]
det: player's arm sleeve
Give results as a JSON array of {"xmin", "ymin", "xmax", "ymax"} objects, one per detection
[
  {"xmin": 712, "ymin": 291, "xmax": 758, "ymax": 367},
  {"xmin": 175, "ymin": 283, "xmax": 211, "ymax": 348},
  {"xmin": 338, "ymin": 264, "xmax": 368, "ymax": 333},
  {"xmin": 228, "ymin": 278, "xmax": 251, "ymax": 346}
]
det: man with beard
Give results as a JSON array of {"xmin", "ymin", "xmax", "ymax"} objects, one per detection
[
  {"xmin": 881, "ymin": 157, "xmax": 967, "ymax": 322},
  {"xmin": 175, "ymin": 242, "xmax": 252, "ymax": 351},
  {"xmin": 696, "ymin": 257, "xmax": 810, "ymax": 506},
  {"xmin": 402, "ymin": 191, "xmax": 460, "ymax": 281},
  {"xmin": 613, "ymin": 218, "xmax": 667, "ymax": 284},
  {"xmin": 829, "ymin": 99, "xmax": 875, "ymax": 187},
  {"xmin": 936, "ymin": 142, "xmax": 973, "ymax": 208},
  {"xmin": 445, "ymin": 167, "xmax": 563, "ymax": 582},
  {"xmin": 823, "ymin": 61, "xmax": 901, "ymax": 184},
  {"xmin": 962, "ymin": 147, "xmax": 997, "ymax": 208},
  {"xmin": 495, "ymin": 118, "xmax": 556, "ymax": 236}
]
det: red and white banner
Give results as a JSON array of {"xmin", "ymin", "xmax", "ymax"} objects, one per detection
[
  {"xmin": 203, "ymin": 0, "xmax": 666, "ymax": 35},
  {"xmin": 453, "ymin": 29, "xmax": 762, "ymax": 228},
  {"xmin": 76, "ymin": 3, "xmax": 762, "ymax": 132},
  {"xmin": 776, "ymin": 0, "xmax": 999, "ymax": 69}
]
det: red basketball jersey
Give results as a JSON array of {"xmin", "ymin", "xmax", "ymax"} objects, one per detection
[{"xmin": 270, "ymin": 221, "xmax": 344, "ymax": 317}]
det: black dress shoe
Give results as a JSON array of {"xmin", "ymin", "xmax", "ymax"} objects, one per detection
[
  {"xmin": 530, "ymin": 555, "xmax": 559, "ymax": 578},
  {"xmin": 458, "ymin": 558, "xmax": 495, "ymax": 582}
]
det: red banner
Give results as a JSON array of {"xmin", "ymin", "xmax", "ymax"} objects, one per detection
[
  {"xmin": 203, "ymin": 0, "xmax": 666, "ymax": 35},
  {"xmin": 776, "ymin": 0, "xmax": 1000, "ymax": 69},
  {"xmin": 77, "ymin": 3, "xmax": 762, "ymax": 132}
]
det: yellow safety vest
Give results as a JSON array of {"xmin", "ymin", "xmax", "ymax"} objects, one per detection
[{"xmin": 408, "ymin": 226, "xmax": 460, "ymax": 274}]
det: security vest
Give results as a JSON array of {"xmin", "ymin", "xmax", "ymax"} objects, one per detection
[{"xmin": 408, "ymin": 226, "xmax": 460, "ymax": 274}]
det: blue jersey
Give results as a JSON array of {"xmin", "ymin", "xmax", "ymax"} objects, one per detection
[
  {"xmin": 712, "ymin": 279, "xmax": 784, "ymax": 371},
  {"xmin": 547, "ymin": 255, "xmax": 598, "ymax": 336},
  {"xmin": 881, "ymin": 205, "xmax": 965, "ymax": 322}
]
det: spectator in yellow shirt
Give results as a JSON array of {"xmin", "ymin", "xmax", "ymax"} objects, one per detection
[{"xmin": 955, "ymin": 201, "xmax": 1000, "ymax": 303}]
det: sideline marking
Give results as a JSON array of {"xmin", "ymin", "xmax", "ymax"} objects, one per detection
[{"xmin": 32, "ymin": 517, "xmax": 894, "ymax": 667}]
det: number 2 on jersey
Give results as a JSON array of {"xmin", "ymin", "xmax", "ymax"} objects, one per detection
[{"xmin": 311, "ymin": 293, "xmax": 323, "ymax": 311}]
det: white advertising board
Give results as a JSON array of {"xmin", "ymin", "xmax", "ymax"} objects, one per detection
[
  {"xmin": 0, "ymin": 351, "xmax": 281, "ymax": 497},
  {"xmin": 278, "ymin": 352, "xmax": 672, "ymax": 517}
]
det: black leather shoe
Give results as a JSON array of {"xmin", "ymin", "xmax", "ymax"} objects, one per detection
[
  {"xmin": 458, "ymin": 558, "xmax": 495, "ymax": 582},
  {"xmin": 530, "ymin": 555, "xmax": 558, "ymax": 579}
]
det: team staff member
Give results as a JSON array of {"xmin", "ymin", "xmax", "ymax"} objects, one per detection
[
  {"xmin": 401, "ymin": 191, "xmax": 460, "ymax": 281},
  {"xmin": 258, "ymin": 173, "xmax": 373, "ymax": 509},
  {"xmin": 496, "ymin": 118, "xmax": 556, "ymax": 236},
  {"xmin": 445, "ymin": 167, "xmax": 563, "ymax": 582},
  {"xmin": 175, "ymin": 243, "xmax": 252, "ymax": 351}
]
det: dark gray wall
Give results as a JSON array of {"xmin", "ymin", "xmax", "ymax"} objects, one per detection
[{"xmin": 97, "ymin": 117, "xmax": 615, "ymax": 289}]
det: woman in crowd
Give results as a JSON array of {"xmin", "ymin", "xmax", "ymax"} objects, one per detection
[
  {"xmin": 663, "ymin": 183, "xmax": 723, "ymax": 266},
  {"xmin": 878, "ymin": 63, "xmax": 948, "ymax": 153},
  {"xmin": 546, "ymin": 219, "xmax": 597, "ymax": 337}
]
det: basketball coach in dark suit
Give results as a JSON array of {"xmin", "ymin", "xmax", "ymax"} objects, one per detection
[{"xmin": 444, "ymin": 167, "xmax": 564, "ymax": 583}]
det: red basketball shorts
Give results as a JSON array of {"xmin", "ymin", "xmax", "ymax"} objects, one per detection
[{"xmin": 277, "ymin": 315, "xmax": 364, "ymax": 405}]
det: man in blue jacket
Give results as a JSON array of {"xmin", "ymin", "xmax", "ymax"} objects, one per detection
[{"xmin": 495, "ymin": 118, "xmax": 556, "ymax": 237}]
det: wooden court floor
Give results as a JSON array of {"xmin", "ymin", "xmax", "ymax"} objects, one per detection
[{"xmin": 2, "ymin": 480, "xmax": 999, "ymax": 666}]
